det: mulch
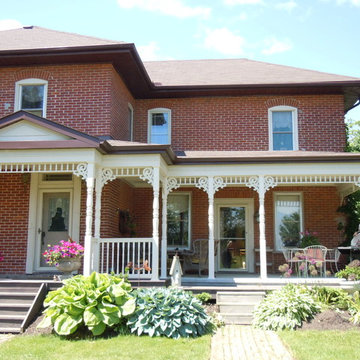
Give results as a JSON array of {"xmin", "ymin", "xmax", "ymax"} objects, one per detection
[{"xmin": 301, "ymin": 309, "xmax": 360, "ymax": 331}]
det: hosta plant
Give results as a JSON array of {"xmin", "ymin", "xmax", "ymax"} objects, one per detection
[
  {"xmin": 38, "ymin": 272, "xmax": 135, "ymax": 336},
  {"xmin": 253, "ymin": 284, "xmax": 320, "ymax": 330},
  {"xmin": 336, "ymin": 260, "xmax": 360, "ymax": 281},
  {"xmin": 127, "ymin": 287, "xmax": 214, "ymax": 339}
]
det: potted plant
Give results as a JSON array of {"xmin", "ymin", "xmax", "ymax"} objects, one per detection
[
  {"xmin": 43, "ymin": 238, "xmax": 84, "ymax": 277},
  {"xmin": 299, "ymin": 230, "xmax": 321, "ymax": 248}
]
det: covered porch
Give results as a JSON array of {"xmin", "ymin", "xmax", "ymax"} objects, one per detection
[{"xmin": 1, "ymin": 148, "xmax": 360, "ymax": 282}]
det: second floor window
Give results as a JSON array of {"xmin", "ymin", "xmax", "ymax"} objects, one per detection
[
  {"xmin": 148, "ymin": 108, "xmax": 171, "ymax": 144},
  {"xmin": 15, "ymin": 79, "xmax": 48, "ymax": 117},
  {"xmin": 269, "ymin": 106, "xmax": 298, "ymax": 151}
]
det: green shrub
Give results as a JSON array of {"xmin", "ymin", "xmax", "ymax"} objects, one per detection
[
  {"xmin": 310, "ymin": 286, "xmax": 352, "ymax": 310},
  {"xmin": 195, "ymin": 292, "xmax": 212, "ymax": 304},
  {"xmin": 253, "ymin": 284, "xmax": 320, "ymax": 330},
  {"xmin": 336, "ymin": 260, "xmax": 360, "ymax": 281},
  {"xmin": 127, "ymin": 287, "xmax": 214, "ymax": 339},
  {"xmin": 38, "ymin": 272, "xmax": 136, "ymax": 336}
]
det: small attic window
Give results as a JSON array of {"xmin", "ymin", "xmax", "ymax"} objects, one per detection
[
  {"xmin": 42, "ymin": 174, "xmax": 73, "ymax": 182},
  {"xmin": 15, "ymin": 78, "xmax": 48, "ymax": 117}
]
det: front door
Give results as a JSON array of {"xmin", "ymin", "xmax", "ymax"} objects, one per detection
[
  {"xmin": 36, "ymin": 191, "xmax": 71, "ymax": 269},
  {"xmin": 216, "ymin": 200, "xmax": 254, "ymax": 272}
]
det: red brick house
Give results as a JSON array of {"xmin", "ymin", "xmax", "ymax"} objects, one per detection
[{"xmin": 1, "ymin": 26, "xmax": 360, "ymax": 281}]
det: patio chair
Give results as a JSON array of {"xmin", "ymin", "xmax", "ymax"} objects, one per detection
[
  {"xmin": 325, "ymin": 248, "xmax": 341, "ymax": 273},
  {"xmin": 282, "ymin": 248, "xmax": 306, "ymax": 275},
  {"xmin": 304, "ymin": 245, "xmax": 327, "ymax": 276}
]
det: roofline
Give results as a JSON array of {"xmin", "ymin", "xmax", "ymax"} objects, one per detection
[
  {"xmin": 100, "ymin": 141, "xmax": 176, "ymax": 165},
  {"xmin": 1, "ymin": 45, "xmax": 360, "ymax": 105},
  {"xmin": 173, "ymin": 153, "xmax": 360, "ymax": 165},
  {"xmin": 100, "ymin": 140, "xmax": 360, "ymax": 164}
]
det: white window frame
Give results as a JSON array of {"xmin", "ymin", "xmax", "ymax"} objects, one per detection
[
  {"xmin": 167, "ymin": 192, "xmax": 191, "ymax": 250},
  {"xmin": 128, "ymin": 103, "xmax": 134, "ymax": 141},
  {"xmin": 274, "ymin": 192, "xmax": 303, "ymax": 251},
  {"xmin": 147, "ymin": 108, "xmax": 171, "ymax": 144},
  {"xmin": 268, "ymin": 105, "xmax": 298, "ymax": 151},
  {"xmin": 15, "ymin": 78, "xmax": 48, "ymax": 117}
]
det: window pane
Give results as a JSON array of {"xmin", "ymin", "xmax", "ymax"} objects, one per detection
[
  {"xmin": 272, "ymin": 111, "xmax": 292, "ymax": 131},
  {"xmin": 151, "ymin": 112, "xmax": 169, "ymax": 144},
  {"xmin": 21, "ymin": 85, "xmax": 44, "ymax": 110},
  {"xmin": 167, "ymin": 194, "xmax": 190, "ymax": 248},
  {"xmin": 273, "ymin": 133, "xmax": 293, "ymax": 150},
  {"xmin": 275, "ymin": 195, "xmax": 301, "ymax": 249}
]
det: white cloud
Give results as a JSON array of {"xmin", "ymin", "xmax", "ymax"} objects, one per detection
[
  {"xmin": 262, "ymin": 37, "xmax": 293, "ymax": 55},
  {"xmin": 336, "ymin": 0, "xmax": 360, "ymax": 6},
  {"xmin": 117, "ymin": 0, "xmax": 211, "ymax": 18},
  {"xmin": 204, "ymin": 28, "xmax": 246, "ymax": 56},
  {"xmin": 275, "ymin": 1, "xmax": 298, "ymax": 11},
  {"xmin": 224, "ymin": 0, "xmax": 263, "ymax": 4},
  {"xmin": 0, "ymin": 19, "xmax": 22, "ymax": 31},
  {"xmin": 138, "ymin": 42, "xmax": 161, "ymax": 61}
]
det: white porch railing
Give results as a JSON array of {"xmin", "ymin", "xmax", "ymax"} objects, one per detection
[{"xmin": 98, "ymin": 238, "xmax": 153, "ymax": 279}]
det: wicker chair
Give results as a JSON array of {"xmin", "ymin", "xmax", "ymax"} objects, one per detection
[{"xmin": 183, "ymin": 239, "xmax": 219, "ymax": 276}]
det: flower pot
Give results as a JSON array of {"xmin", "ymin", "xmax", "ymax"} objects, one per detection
[{"xmin": 56, "ymin": 258, "xmax": 81, "ymax": 279}]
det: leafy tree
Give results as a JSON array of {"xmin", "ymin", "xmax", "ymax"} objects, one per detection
[{"xmin": 338, "ymin": 117, "xmax": 360, "ymax": 244}]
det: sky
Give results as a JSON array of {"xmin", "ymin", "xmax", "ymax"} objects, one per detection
[{"xmin": 1, "ymin": 0, "xmax": 360, "ymax": 120}]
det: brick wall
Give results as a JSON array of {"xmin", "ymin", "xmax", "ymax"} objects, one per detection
[
  {"xmin": 0, "ymin": 64, "xmax": 133, "ymax": 140},
  {"xmin": 101, "ymin": 179, "xmax": 135, "ymax": 238},
  {"xmin": 135, "ymin": 95, "xmax": 346, "ymax": 152},
  {"xmin": 0, "ymin": 65, "xmax": 346, "ymax": 152},
  {"xmin": 110, "ymin": 68, "xmax": 135, "ymax": 140},
  {"xmin": 0, "ymin": 174, "xmax": 30, "ymax": 274}
]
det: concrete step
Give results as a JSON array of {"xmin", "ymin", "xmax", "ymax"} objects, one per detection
[
  {"xmin": 217, "ymin": 291, "xmax": 265, "ymax": 303},
  {"xmin": 220, "ymin": 313, "xmax": 253, "ymax": 325},
  {"xmin": 218, "ymin": 302, "xmax": 257, "ymax": 313},
  {"xmin": 0, "ymin": 314, "xmax": 26, "ymax": 321},
  {"xmin": 0, "ymin": 298, "xmax": 33, "ymax": 305},
  {"xmin": 216, "ymin": 290, "xmax": 266, "ymax": 325},
  {"xmin": 0, "ymin": 303, "xmax": 30, "ymax": 311},
  {"xmin": 0, "ymin": 326, "xmax": 21, "ymax": 333},
  {"xmin": 0, "ymin": 287, "xmax": 39, "ymax": 294}
]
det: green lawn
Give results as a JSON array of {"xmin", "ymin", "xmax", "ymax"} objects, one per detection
[
  {"xmin": 0, "ymin": 334, "xmax": 211, "ymax": 360},
  {"xmin": 279, "ymin": 330, "xmax": 360, "ymax": 360}
]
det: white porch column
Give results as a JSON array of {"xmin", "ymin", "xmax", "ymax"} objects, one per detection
[
  {"xmin": 196, "ymin": 176, "xmax": 226, "ymax": 280},
  {"xmin": 258, "ymin": 176, "xmax": 267, "ymax": 280},
  {"xmin": 83, "ymin": 163, "xmax": 95, "ymax": 276},
  {"xmin": 160, "ymin": 177, "xmax": 180, "ymax": 279},
  {"xmin": 152, "ymin": 168, "xmax": 160, "ymax": 281},
  {"xmin": 208, "ymin": 177, "xmax": 215, "ymax": 280},
  {"xmin": 246, "ymin": 175, "xmax": 276, "ymax": 280}
]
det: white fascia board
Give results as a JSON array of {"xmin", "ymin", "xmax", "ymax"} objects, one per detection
[
  {"xmin": 0, "ymin": 148, "xmax": 100, "ymax": 164},
  {"xmin": 102, "ymin": 153, "xmax": 162, "ymax": 168},
  {"xmin": 167, "ymin": 162, "xmax": 360, "ymax": 177}
]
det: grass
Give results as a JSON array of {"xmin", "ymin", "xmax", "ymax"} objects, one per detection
[
  {"xmin": 0, "ymin": 333, "xmax": 211, "ymax": 360},
  {"xmin": 279, "ymin": 330, "xmax": 360, "ymax": 360}
]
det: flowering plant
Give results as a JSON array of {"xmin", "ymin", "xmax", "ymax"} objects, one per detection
[
  {"xmin": 43, "ymin": 239, "xmax": 84, "ymax": 266},
  {"xmin": 299, "ymin": 230, "xmax": 320, "ymax": 248}
]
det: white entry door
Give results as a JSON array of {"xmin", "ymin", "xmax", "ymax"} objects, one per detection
[
  {"xmin": 215, "ymin": 199, "xmax": 254, "ymax": 273},
  {"xmin": 36, "ymin": 191, "xmax": 72, "ymax": 269}
]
